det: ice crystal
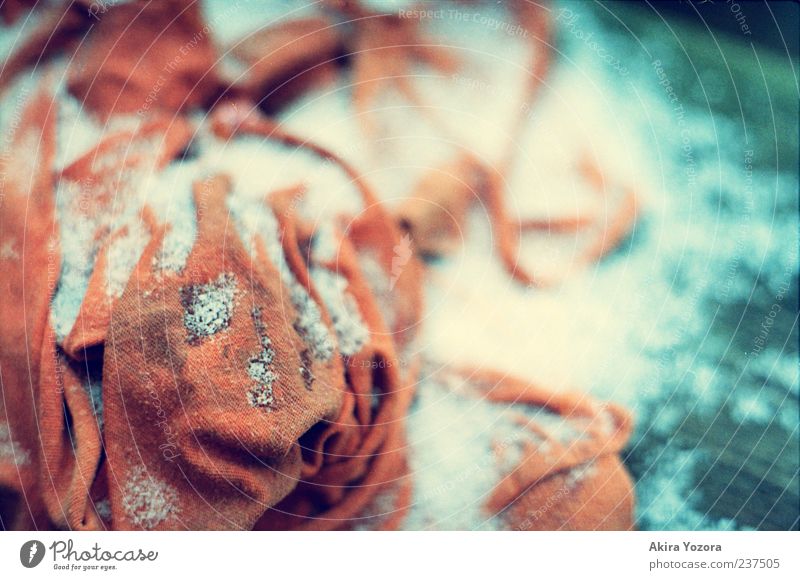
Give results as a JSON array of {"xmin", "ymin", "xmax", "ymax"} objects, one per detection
[
  {"xmin": 290, "ymin": 283, "xmax": 336, "ymax": 361},
  {"xmin": 104, "ymin": 220, "xmax": 150, "ymax": 298},
  {"xmin": 0, "ymin": 422, "xmax": 29, "ymax": 466},
  {"xmin": 247, "ymin": 307, "xmax": 278, "ymax": 409},
  {"xmin": 0, "ymin": 239, "xmax": 19, "ymax": 260},
  {"xmin": 180, "ymin": 273, "xmax": 238, "ymax": 343},
  {"xmin": 227, "ymin": 194, "xmax": 335, "ymax": 361},
  {"xmin": 121, "ymin": 466, "xmax": 179, "ymax": 529}
]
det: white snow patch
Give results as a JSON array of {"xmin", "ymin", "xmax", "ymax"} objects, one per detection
[
  {"xmin": 121, "ymin": 466, "xmax": 179, "ymax": 529},
  {"xmin": 104, "ymin": 219, "xmax": 150, "ymax": 298},
  {"xmin": 403, "ymin": 376, "xmax": 559, "ymax": 530},
  {"xmin": 227, "ymin": 193, "xmax": 336, "ymax": 361},
  {"xmin": 310, "ymin": 267, "xmax": 369, "ymax": 356},
  {"xmin": 0, "ymin": 422, "xmax": 30, "ymax": 466},
  {"xmin": 180, "ymin": 273, "xmax": 238, "ymax": 342},
  {"xmin": 247, "ymin": 306, "xmax": 278, "ymax": 409}
]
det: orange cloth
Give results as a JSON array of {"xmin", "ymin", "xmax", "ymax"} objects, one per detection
[
  {"xmin": 0, "ymin": 2, "xmax": 92, "ymax": 96},
  {"xmin": 471, "ymin": 369, "xmax": 634, "ymax": 531},
  {"xmin": 61, "ymin": 117, "xmax": 193, "ymax": 359},
  {"xmin": 223, "ymin": 17, "xmax": 344, "ymax": 114},
  {"xmin": 210, "ymin": 106, "xmax": 420, "ymax": 529},
  {"xmin": 0, "ymin": 85, "xmax": 59, "ymax": 530},
  {"xmin": 68, "ymin": 0, "xmax": 219, "ymax": 120},
  {"xmin": 102, "ymin": 175, "xmax": 345, "ymax": 529},
  {"xmin": 0, "ymin": 0, "xmax": 636, "ymax": 531}
]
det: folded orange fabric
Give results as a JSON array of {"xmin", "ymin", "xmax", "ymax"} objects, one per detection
[
  {"xmin": 0, "ymin": 1, "xmax": 92, "ymax": 96},
  {"xmin": 208, "ymin": 105, "xmax": 420, "ymax": 529},
  {"xmin": 223, "ymin": 17, "xmax": 344, "ymax": 114},
  {"xmin": 0, "ymin": 84, "xmax": 59, "ymax": 530},
  {"xmin": 411, "ymin": 366, "xmax": 634, "ymax": 531},
  {"xmin": 68, "ymin": 0, "xmax": 219, "ymax": 120},
  {"xmin": 0, "ymin": 0, "xmax": 637, "ymax": 531},
  {"xmin": 474, "ymin": 370, "xmax": 633, "ymax": 531},
  {"xmin": 381, "ymin": 1, "xmax": 639, "ymax": 287},
  {"xmin": 102, "ymin": 175, "xmax": 345, "ymax": 529}
]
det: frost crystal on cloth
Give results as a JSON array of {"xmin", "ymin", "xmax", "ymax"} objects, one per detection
[
  {"xmin": 150, "ymin": 161, "xmax": 199, "ymax": 274},
  {"xmin": 404, "ymin": 379, "xmax": 522, "ymax": 531},
  {"xmin": 104, "ymin": 220, "xmax": 150, "ymax": 298},
  {"xmin": 84, "ymin": 378, "xmax": 104, "ymax": 430},
  {"xmin": 311, "ymin": 221, "xmax": 340, "ymax": 264},
  {"xmin": 180, "ymin": 273, "xmax": 238, "ymax": 343},
  {"xmin": 489, "ymin": 405, "xmax": 586, "ymax": 472},
  {"xmin": 564, "ymin": 460, "xmax": 597, "ymax": 491},
  {"xmin": 247, "ymin": 307, "xmax": 278, "ymax": 409},
  {"xmin": 403, "ymin": 375, "xmax": 586, "ymax": 531},
  {"xmin": 0, "ymin": 422, "xmax": 29, "ymax": 466},
  {"xmin": 289, "ymin": 283, "xmax": 336, "ymax": 361},
  {"xmin": 121, "ymin": 466, "xmax": 179, "ymax": 529},
  {"xmin": 52, "ymin": 173, "xmax": 154, "ymax": 340},
  {"xmin": 513, "ymin": 405, "xmax": 589, "ymax": 448},
  {"xmin": 0, "ymin": 239, "xmax": 19, "ymax": 260},
  {"xmin": 311, "ymin": 267, "xmax": 369, "ymax": 356},
  {"xmin": 94, "ymin": 499, "xmax": 112, "ymax": 522},
  {"xmin": 227, "ymin": 194, "xmax": 335, "ymax": 361},
  {"xmin": 51, "ymin": 180, "xmax": 101, "ymax": 341},
  {"xmin": 357, "ymin": 251, "xmax": 396, "ymax": 330}
]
